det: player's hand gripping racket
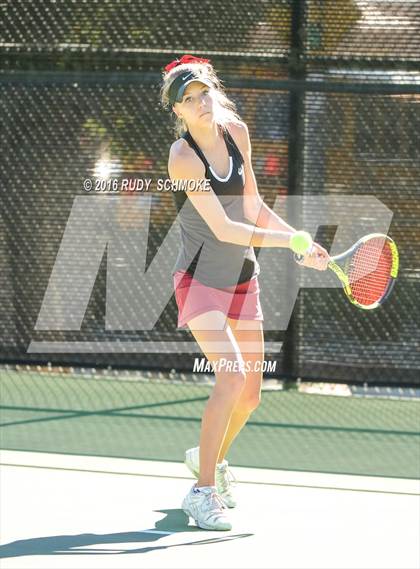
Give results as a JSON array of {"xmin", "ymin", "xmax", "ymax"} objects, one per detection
[{"xmin": 293, "ymin": 233, "xmax": 399, "ymax": 310}]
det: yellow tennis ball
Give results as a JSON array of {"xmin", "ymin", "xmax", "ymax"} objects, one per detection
[{"xmin": 290, "ymin": 231, "xmax": 313, "ymax": 255}]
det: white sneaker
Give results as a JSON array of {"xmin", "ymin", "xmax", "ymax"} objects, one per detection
[
  {"xmin": 215, "ymin": 461, "xmax": 237, "ymax": 508},
  {"xmin": 185, "ymin": 447, "xmax": 237, "ymax": 508},
  {"xmin": 182, "ymin": 485, "xmax": 232, "ymax": 531}
]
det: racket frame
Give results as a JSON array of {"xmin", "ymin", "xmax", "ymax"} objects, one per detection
[{"xmin": 327, "ymin": 233, "xmax": 399, "ymax": 310}]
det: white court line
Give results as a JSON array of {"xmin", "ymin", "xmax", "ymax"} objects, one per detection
[{"xmin": 0, "ymin": 449, "xmax": 419, "ymax": 496}]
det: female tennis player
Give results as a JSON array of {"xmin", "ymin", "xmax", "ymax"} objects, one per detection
[{"xmin": 161, "ymin": 54, "xmax": 330, "ymax": 531}]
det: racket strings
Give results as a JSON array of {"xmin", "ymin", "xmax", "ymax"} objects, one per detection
[{"xmin": 347, "ymin": 239, "xmax": 393, "ymax": 306}]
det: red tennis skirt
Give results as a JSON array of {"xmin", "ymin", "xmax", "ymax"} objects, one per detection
[{"xmin": 173, "ymin": 270, "xmax": 264, "ymax": 329}]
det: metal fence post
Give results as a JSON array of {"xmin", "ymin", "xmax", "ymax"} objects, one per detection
[{"xmin": 283, "ymin": 0, "xmax": 306, "ymax": 383}]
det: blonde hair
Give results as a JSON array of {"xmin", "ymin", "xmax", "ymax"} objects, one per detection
[{"xmin": 160, "ymin": 61, "xmax": 242, "ymax": 138}]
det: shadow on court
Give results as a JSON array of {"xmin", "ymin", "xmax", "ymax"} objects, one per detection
[{"xmin": 0, "ymin": 508, "xmax": 253, "ymax": 559}]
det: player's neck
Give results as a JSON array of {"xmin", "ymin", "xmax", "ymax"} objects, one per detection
[{"xmin": 187, "ymin": 121, "xmax": 222, "ymax": 153}]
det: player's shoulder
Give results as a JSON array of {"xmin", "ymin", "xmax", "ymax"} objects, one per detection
[
  {"xmin": 168, "ymin": 137, "xmax": 204, "ymax": 178},
  {"xmin": 225, "ymin": 119, "xmax": 249, "ymax": 137},
  {"xmin": 224, "ymin": 120, "xmax": 250, "ymax": 153}
]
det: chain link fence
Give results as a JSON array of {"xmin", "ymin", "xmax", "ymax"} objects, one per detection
[{"xmin": 1, "ymin": 0, "xmax": 419, "ymax": 385}]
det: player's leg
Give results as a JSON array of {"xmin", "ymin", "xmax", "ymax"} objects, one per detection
[
  {"xmin": 187, "ymin": 310, "xmax": 246, "ymax": 487},
  {"xmin": 205, "ymin": 319, "xmax": 264, "ymax": 508},
  {"xmin": 185, "ymin": 318, "xmax": 264, "ymax": 508},
  {"xmin": 218, "ymin": 318, "xmax": 264, "ymax": 462},
  {"xmin": 182, "ymin": 309, "xmax": 246, "ymax": 530}
]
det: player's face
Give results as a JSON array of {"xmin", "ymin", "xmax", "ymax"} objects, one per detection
[{"xmin": 174, "ymin": 81, "xmax": 214, "ymax": 127}]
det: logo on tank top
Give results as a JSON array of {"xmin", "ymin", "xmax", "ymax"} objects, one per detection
[{"xmin": 238, "ymin": 165, "xmax": 244, "ymax": 176}]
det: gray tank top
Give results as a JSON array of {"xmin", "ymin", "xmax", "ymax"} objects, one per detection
[{"xmin": 171, "ymin": 124, "xmax": 260, "ymax": 288}]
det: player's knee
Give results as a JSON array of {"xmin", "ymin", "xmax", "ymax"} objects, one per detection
[
  {"xmin": 238, "ymin": 391, "xmax": 261, "ymax": 414},
  {"xmin": 229, "ymin": 370, "xmax": 247, "ymax": 395},
  {"xmin": 217, "ymin": 368, "xmax": 246, "ymax": 396}
]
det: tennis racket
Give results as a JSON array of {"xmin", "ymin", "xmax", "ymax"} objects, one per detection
[{"xmin": 296, "ymin": 233, "xmax": 399, "ymax": 310}]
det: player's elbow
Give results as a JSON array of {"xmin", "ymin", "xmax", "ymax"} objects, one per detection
[{"xmin": 212, "ymin": 217, "xmax": 234, "ymax": 242}]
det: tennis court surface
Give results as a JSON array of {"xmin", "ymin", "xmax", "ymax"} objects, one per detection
[
  {"xmin": 1, "ymin": 452, "xmax": 419, "ymax": 569},
  {"xmin": 1, "ymin": 367, "xmax": 419, "ymax": 569}
]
